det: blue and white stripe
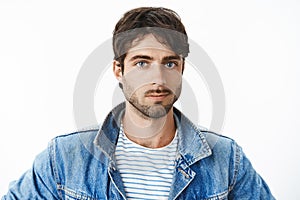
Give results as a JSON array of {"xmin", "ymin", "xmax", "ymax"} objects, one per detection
[{"xmin": 115, "ymin": 126, "xmax": 178, "ymax": 200}]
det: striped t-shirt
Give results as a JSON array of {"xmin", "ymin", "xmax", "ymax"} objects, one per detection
[{"xmin": 115, "ymin": 125, "xmax": 178, "ymax": 200}]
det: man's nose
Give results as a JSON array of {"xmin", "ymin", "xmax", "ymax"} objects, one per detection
[{"xmin": 150, "ymin": 64, "xmax": 166, "ymax": 85}]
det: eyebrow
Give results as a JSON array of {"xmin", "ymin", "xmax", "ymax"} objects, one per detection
[
  {"xmin": 162, "ymin": 55, "xmax": 181, "ymax": 62},
  {"xmin": 129, "ymin": 55, "xmax": 181, "ymax": 62},
  {"xmin": 129, "ymin": 55, "xmax": 153, "ymax": 62}
]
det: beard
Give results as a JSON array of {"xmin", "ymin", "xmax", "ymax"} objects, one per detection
[
  {"xmin": 122, "ymin": 82, "xmax": 181, "ymax": 119},
  {"xmin": 129, "ymin": 96, "xmax": 174, "ymax": 118}
]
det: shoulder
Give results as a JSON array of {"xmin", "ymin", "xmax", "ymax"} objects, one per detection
[
  {"xmin": 54, "ymin": 125, "xmax": 100, "ymax": 141},
  {"xmin": 50, "ymin": 125, "xmax": 101, "ymax": 153},
  {"xmin": 199, "ymin": 128, "xmax": 241, "ymax": 157},
  {"xmin": 198, "ymin": 128, "xmax": 243, "ymax": 172},
  {"xmin": 47, "ymin": 124, "xmax": 108, "ymax": 169}
]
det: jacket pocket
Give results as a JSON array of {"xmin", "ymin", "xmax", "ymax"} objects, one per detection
[
  {"xmin": 176, "ymin": 189, "xmax": 228, "ymax": 200},
  {"xmin": 57, "ymin": 185, "xmax": 98, "ymax": 200},
  {"xmin": 202, "ymin": 190, "xmax": 228, "ymax": 200}
]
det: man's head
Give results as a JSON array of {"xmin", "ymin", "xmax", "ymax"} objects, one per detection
[
  {"xmin": 112, "ymin": 7, "xmax": 189, "ymax": 118},
  {"xmin": 112, "ymin": 7, "xmax": 189, "ymax": 73}
]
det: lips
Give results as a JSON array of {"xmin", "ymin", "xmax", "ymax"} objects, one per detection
[
  {"xmin": 145, "ymin": 92, "xmax": 170, "ymax": 101},
  {"xmin": 144, "ymin": 88, "xmax": 172, "ymax": 101},
  {"xmin": 145, "ymin": 92, "xmax": 169, "ymax": 97},
  {"xmin": 145, "ymin": 88, "xmax": 171, "ymax": 95}
]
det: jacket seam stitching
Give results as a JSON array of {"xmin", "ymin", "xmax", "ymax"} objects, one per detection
[
  {"xmin": 203, "ymin": 190, "xmax": 229, "ymax": 200},
  {"xmin": 229, "ymin": 142, "xmax": 241, "ymax": 192},
  {"xmin": 49, "ymin": 138, "xmax": 63, "ymax": 199}
]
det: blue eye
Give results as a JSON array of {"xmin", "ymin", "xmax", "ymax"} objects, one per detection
[
  {"xmin": 165, "ymin": 62, "xmax": 176, "ymax": 69},
  {"xmin": 136, "ymin": 61, "xmax": 148, "ymax": 68}
]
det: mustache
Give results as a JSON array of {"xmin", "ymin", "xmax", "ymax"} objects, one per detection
[{"xmin": 144, "ymin": 88, "xmax": 172, "ymax": 95}]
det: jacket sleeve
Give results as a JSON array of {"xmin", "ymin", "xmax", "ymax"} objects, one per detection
[
  {"xmin": 1, "ymin": 141, "xmax": 60, "ymax": 199},
  {"xmin": 228, "ymin": 143, "xmax": 276, "ymax": 199}
]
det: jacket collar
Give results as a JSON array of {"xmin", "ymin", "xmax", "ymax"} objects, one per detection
[
  {"xmin": 173, "ymin": 108, "xmax": 212, "ymax": 166},
  {"xmin": 94, "ymin": 102, "xmax": 212, "ymax": 165}
]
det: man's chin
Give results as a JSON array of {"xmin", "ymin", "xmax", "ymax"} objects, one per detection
[
  {"xmin": 128, "ymin": 100, "xmax": 172, "ymax": 119},
  {"xmin": 143, "ymin": 104, "xmax": 173, "ymax": 119}
]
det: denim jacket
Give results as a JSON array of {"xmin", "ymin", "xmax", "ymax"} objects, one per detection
[{"xmin": 2, "ymin": 103, "xmax": 275, "ymax": 199}]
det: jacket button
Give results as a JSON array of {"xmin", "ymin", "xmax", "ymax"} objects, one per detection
[{"xmin": 178, "ymin": 168, "xmax": 190, "ymax": 179}]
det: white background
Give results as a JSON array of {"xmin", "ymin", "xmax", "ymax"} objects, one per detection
[{"xmin": 0, "ymin": 0, "xmax": 299, "ymax": 199}]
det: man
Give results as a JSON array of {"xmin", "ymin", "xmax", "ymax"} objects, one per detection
[{"xmin": 2, "ymin": 7, "xmax": 275, "ymax": 199}]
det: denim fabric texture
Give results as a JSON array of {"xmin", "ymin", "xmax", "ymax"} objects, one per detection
[{"xmin": 2, "ymin": 102, "xmax": 275, "ymax": 199}]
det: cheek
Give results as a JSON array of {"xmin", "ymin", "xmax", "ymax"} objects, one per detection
[
  {"xmin": 122, "ymin": 78, "xmax": 133, "ymax": 98},
  {"xmin": 164, "ymin": 71, "xmax": 182, "ymax": 94},
  {"xmin": 122, "ymin": 79, "xmax": 144, "ymax": 99},
  {"xmin": 174, "ymin": 84, "xmax": 182, "ymax": 98},
  {"xmin": 122, "ymin": 68, "xmax": 150, "ymax": 91}
]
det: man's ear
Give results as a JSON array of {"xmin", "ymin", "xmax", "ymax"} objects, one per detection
[
  {"xmin": 182, "ymin": 61, "xmax": 185, "ymax": 74},
  {"xmin": 113, "ymin": 60, "xmax": 122, "ymax": 82}
]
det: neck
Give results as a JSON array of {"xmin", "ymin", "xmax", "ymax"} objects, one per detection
[{"xmin": 122, "ymin": 102, "xmax": 176, "ymax": 148}]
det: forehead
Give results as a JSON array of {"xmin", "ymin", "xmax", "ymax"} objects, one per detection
[{"xmin": 127, "ymin": 34, "xmax": 176, "ymax": 55}]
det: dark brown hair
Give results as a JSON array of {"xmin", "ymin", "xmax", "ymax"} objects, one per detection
[{"xmin": 113, "ymin": 7, "xmax": 189, "ymax": 72}]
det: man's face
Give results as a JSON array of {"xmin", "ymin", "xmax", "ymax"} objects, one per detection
[{"xmin": 119, "ymin": 34, "xmax": 183, "ymax": 118}]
